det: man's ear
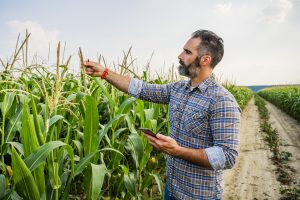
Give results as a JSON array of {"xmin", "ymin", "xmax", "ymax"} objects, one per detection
[{"xmin": 200, "ymin": 55, "xmax": 212, "ymax": 67}]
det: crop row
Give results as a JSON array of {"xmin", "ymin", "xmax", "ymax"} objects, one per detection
[{"xmin": 258, "ymin": 86, "xmax": 300, "ymax": 121}]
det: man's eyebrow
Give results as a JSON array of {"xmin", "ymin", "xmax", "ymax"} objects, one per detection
[{"xmin": 183, "ymin": 48, "xmax": 192, "ymax": 54}]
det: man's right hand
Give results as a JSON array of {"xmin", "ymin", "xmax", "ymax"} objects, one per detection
[
  {"xmin": 82, "ymin": 60, "xmax": 105, "ymax": 77},
  {"xmin": 82, "ymin": 59, "xmax": 131, "ymax": 94}
]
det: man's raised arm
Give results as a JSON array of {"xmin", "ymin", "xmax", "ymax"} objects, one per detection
[
  {"xmin": 83, "ymin": 60, "xmax": 176, "ymax": 105},
  {"xmin": 82, "ymin": 60, "xmax": 131, "ymax": 93}
]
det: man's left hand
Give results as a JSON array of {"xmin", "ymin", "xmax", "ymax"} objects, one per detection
[{"xmin": 143, "ymin": 133, "xmax": 181, "ymax": 157}]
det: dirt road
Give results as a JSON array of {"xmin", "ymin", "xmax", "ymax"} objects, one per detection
[
  {"xmin": 265, "ymin": 101, "xmax": 300, "ymax": 187},
  {"xmin": 222, "ymin": 97, "xmax": 300, "ymax": 199}
]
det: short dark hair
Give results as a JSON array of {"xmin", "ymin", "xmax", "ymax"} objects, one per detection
[{"xmin": 191, "ymin": 30, "xmax": 224, "ymax": 68}]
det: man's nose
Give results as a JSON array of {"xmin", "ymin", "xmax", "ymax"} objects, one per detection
[{"xmin": 178, "ymin": 52, "xmax": 183, "ymax": 60}]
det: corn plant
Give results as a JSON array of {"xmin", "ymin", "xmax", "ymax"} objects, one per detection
[
  {"xmin": 224, "ymin": 84, "xmax": 253, "ymax": 110},
  {"xmin": 258, "ymin": 86, "xmax": 300, "ymax": 121}
]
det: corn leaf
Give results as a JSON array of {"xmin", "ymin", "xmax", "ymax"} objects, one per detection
[
  {"xmin": 83, "ymin": 96, "xmax": 99, "ymax": 160},
  {"xmin": 99, "ymin": 114, "xmax": 126, "ymax": 144},
  {"xmin": 94, "ymin": 78, "xmax": 115, "ymax": 113},
  {"xmin": 115, "ymin": 97, "xmax": 136, "ymax": 115},
  {"xmin": 5, "ymin": 104, "xmax": 22, "ymax": 142},
  {"xmin": 21, "ymin": 102, "xmax": 45, "ymax": 197},
  {"xmin": 84, "ymin": 163, "xmax": 107, "ymax": 200},
  {"xmin": 30, "ymin": 94, "xmax": 45, "ymax": 145},
  {"xmin": 21, "ymin": 102, "xmax": 39, "ymax": 157},
  {"xmin": 0, "ymin": 174, "xmax": 5, "ymax": 198},
  {"xmin": 150, "ymin": 173, "xmax": 163, "ymax": 194},
  {"xmin": 125, "ymin": 134, "xmax": 143, "ymax": 169},
  {"xmin": 1, "ymin": 92, "xmax": 15, "ymax": 117},
  {"xmin": 49, "ymin": 115, "xmax": 64, "ymax": 127},
  {"xmin": 74, "ymin": 152, "xmax": 97, "ymax": 177},
  {"xmin": 75, "ymin": 148, "xmax": 123, "ymax": 177},
  {"xmin": 5, "ymin": 142, "xmax": 24, "ymax": 156},
  {"xmin": 24, "ymin": 141, "xmax": 73, "ymax": 173},
  {"xmin": 123, "ymin": 172, "xmax": 136, "ymax": 197},
  {"xmin": 11, "ymin": 146, "xmax": 40, "ymax": 200}
]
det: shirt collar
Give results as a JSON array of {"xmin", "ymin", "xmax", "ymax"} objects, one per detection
[{"xmin": 185, "ymin": 73, "xmax": 217, "ymax": 93}]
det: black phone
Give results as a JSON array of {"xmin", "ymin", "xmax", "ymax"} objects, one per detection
[{"xmin": 139, "ymin": 128, "xmax": 157, "ymax": 138}]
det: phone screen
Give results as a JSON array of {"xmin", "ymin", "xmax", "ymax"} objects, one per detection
[{"xmin": 139, "ymin": 128, "xmax": 157, "ymax": 138}]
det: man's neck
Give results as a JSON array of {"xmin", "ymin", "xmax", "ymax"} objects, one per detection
[{"xmin": 190, "ymin": 70, "xmax": 212, "ymax": 87}]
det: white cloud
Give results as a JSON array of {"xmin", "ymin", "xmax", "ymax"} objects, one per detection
[
  {"xmin": 215, "ymin": 2, "xmax": 232, "ymax": 14},
  {"xmin": 6, "ymin": 20, "xmax": 60, "ymax": 62},
  {"xmin": 262, "ymin": 0, "xmax": 293, "ymax": 24}
]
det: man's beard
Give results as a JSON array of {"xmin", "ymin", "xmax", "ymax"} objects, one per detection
[{"xmin": 178, "ymin": 57, "xmax": 201, "ymax": 78}]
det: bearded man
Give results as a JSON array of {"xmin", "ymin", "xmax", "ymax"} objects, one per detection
[{"xmin": 83, "ymin": 30, "xmax": 241, "ymax": 200}]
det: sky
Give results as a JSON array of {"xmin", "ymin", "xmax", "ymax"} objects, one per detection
[{"xmin": 0, "ymin": 0, "xmax": 299, "ymax": 86}]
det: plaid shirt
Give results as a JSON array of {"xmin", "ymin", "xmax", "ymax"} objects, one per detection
[{"xmin": 128, "ymin": 73, "xmax": 241, "ymax": 199}]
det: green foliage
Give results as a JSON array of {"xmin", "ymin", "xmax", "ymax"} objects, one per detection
[
  {"xmin": 260, "ymin": 122, "xmax": 280, "ymax": 158},
  {"xmin": 11, "ymin": 146, "xmax": 41, "ymax": 200},
  {"xmin": 254, "ymin": 94, "xmax": 280, "ymax": 158},
  {"xmin": 225, "ymin": 85, "xmax": 253, "ymax": 110},
  {"xmin": 0, "ymin": 44, "xmax": 169, "ymax": 199},
  {"xmin": 254, "ymin": 94, "xmax": 269, "ymax": 120},
  {"xmin": 258, "ymin": 86, "xmax": 300, "ymax": 121},
  {"xmin": 280, "ymin": 187, "xmax": 300, "ymax": 200},
  {"xmin": 279, "ymin": 151, "xmax": 293, "ymax": 161}
]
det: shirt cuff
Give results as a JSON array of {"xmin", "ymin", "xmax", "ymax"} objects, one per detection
[
  {"xmin": 205, "ymin": 146, "xmax": 226, "ymax": 170},
  {"xmin": 128, "ymin": 78, "xmax": 143, "ymax": 98}
]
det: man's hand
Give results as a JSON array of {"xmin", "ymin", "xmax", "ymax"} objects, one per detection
[
  {"xmin": 82, "ymin": 60, "xmax": 105, "ymax": 77},
  {"xmin": 143, "ymin": 133, "xmax": 181, "ymax": 157},
  {"xmin": 82, "ymin": 60, "xmax": 131, "ymax": 93},
  {"xmin": 144, "ymin": 133, "xmax": 212, "ymax": 168}
]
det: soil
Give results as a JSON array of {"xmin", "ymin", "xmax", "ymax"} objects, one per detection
[{"xmin": 222, "ymin": 97, "xmax": 300, "ymax": 200}]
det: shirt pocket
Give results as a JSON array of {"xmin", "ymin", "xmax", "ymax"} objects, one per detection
[
  {"xmin": 169, "ymin": 101, "xmax": 183, "ymax": 130},
  {"xmin": 183, "ymin": 109, "xmax": 208, "ymax": 135}
]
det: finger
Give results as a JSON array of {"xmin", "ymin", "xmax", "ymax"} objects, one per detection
[
  {"xmin": 83, "ymin": 60, "xmax": 90, "ymax": 66},
  {"xmin": 148, "ymin": 139, "xmax": 158, "ymax": 148},
  {"xmin": 83, "ymin": 60, "xmax": 97, "ymax": 67},
  {"xmin": 144, "ymin": 134, "xmax": 158, "ymax": 145},
  {"xmin": 144, "ymin": 134, "xmax": 157, "ymax": 143},
  {"xmin": 156, "ymin": 133, "xmax": 169, "ymax": 141},
  {"xmin": 85, "ymin": 68, "xmax": 94, "ymax": 72},
  {"xmin": 83, "ymin": 68, "xmax": 92, "ymax": 74}
]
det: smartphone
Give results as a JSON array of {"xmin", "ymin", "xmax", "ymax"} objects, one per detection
[{"xmin": 139, "ymin": 128, "xmax": 157, "ymax": 138}]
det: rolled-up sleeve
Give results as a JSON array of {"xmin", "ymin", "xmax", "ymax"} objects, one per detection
[
  {"xmin": 128, "ymin": 78, "xmax": 179, "ymax": 104},
  {"xmin": 206, "ymin": 97, "xmax": 241, "ymax": 170},
  {"xmin": 128, "ymin": 78, "xmax": 143, "ymax": 98},
  {"xmin": 205, "ymin": 146, "xmax": 226, "ymax": 170}
]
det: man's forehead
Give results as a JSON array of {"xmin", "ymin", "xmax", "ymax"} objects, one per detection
[{"xmin": 184, "ymin": 37, "xmax": 201, "ymax": 51}]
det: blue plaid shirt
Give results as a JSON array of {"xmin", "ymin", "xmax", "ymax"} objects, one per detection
[{"xmin": 128, "ymin": 73, "xmax": 241, "ymax": 199}]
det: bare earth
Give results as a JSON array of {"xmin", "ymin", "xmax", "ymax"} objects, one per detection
[
  {"xmin": 223, "ymin": 98, "xmax": 300, "ymax": 200},
  {"xmin": 265, "ymin": 101, "xmax": 300, "ymax": 187}
]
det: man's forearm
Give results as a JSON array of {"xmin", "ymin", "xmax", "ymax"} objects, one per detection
[
  {"xmin": 175, "ymin": 146, "xmax": 212, "ymax": 168},
  {"xmin": 105, "ymin": 70, "xmax": 131, "ymax": 94}
]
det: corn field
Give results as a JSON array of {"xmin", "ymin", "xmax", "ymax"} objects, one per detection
[
  {"xmin": 258, "ymin": 86, "xmax": 300, "ymax": 121},
  {"xmin": 0, "ymin": 35, "xmax": 252, "ymax": 200},
  {"xmin": 224, "ymin": 85, "xmax": 252, "ymax": 110}
]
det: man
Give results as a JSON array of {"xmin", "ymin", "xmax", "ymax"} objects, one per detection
[{"xmin": 83, "ymin": 30, "xmax": 241, "ymax": 199}]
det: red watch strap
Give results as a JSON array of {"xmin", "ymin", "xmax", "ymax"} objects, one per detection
[{"xmin": 101, "ymin": 67, "xmax": 109, "ymax": 80}]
